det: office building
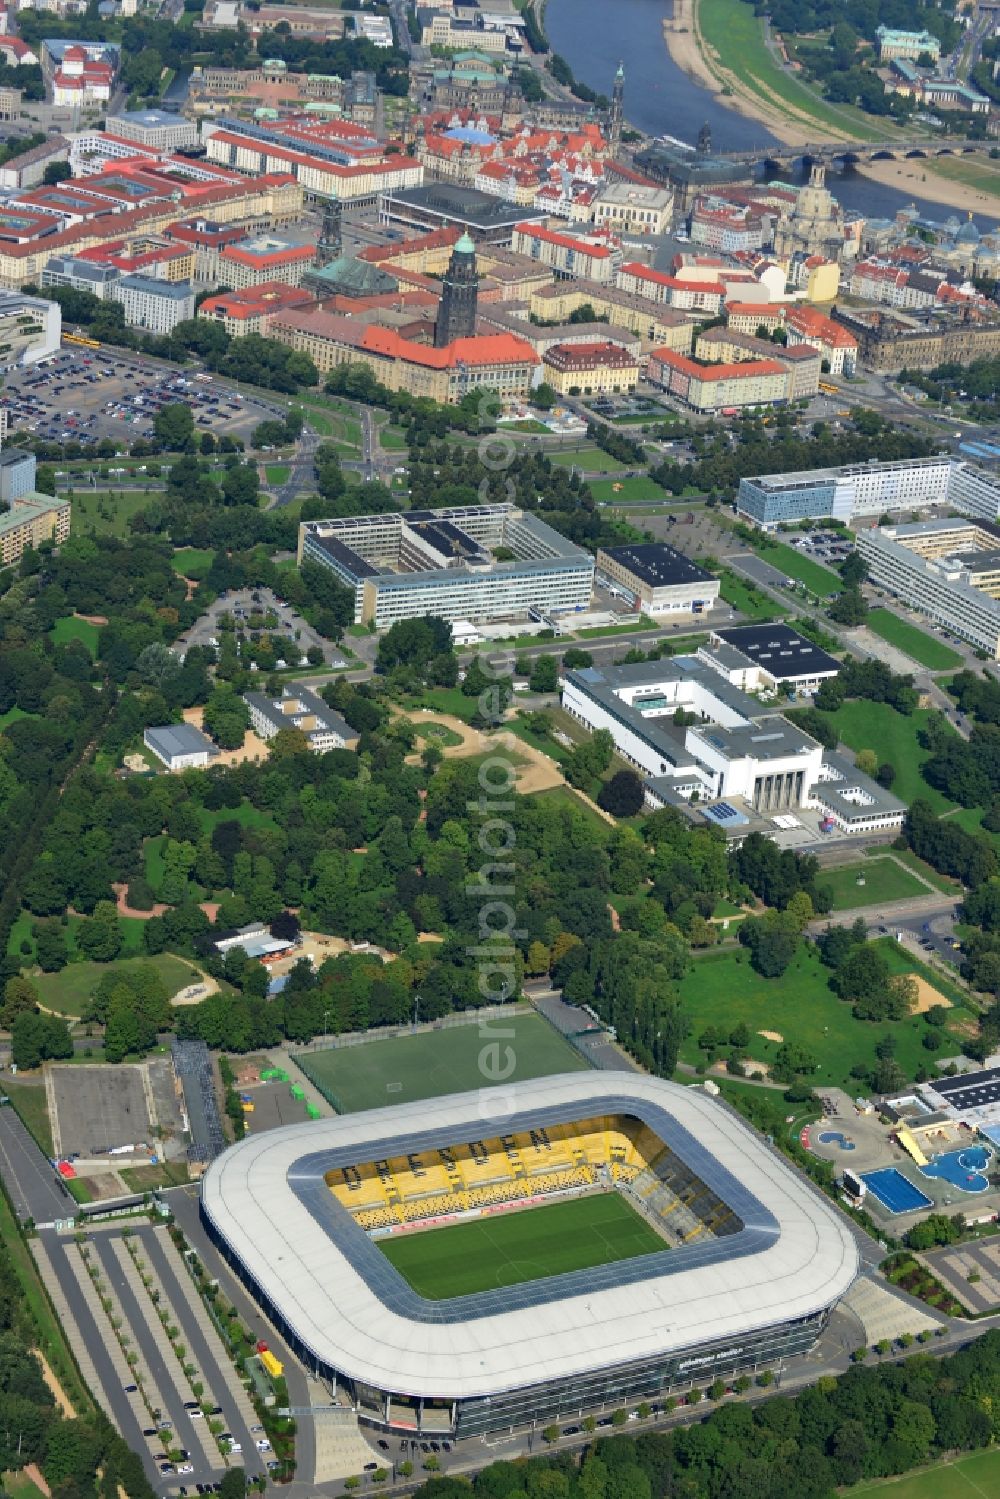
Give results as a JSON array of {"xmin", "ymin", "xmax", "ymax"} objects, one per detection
[
  {"xmin": 243, "ymin": 687, "xmax": 360, "ymax": 752},
  {"xmin": 111, "ymin": 274, "xmax": 196, "ymax": 333},
  {"xmin": 298, "ymin": 504, "xmax": 593, "ymax": 628},
  {"xmin": 857, "ymin": 516, "xmax": 1000, "ymax": 659},
  {"xmin": 41, "ymin": 255, "xmax": 120, "ymax": 299},
  {"xmin": 736, "ymin": 455, "xmax": 1000, "ymax": 530},
  {"xmin": 596, "ymin": 543, "xmax": 719, "ymax": 616},
  {"xmin": 108, "ymin": 109, "xmax": 198, "ymax": 151},
  {"xmin": 0, "ymin": 492, "xmax": 70, "ymax": 565},
  {"xmin": 511, "ymin": 222, "xmax": 619, "ymax": 282},
  {"xmin": 0, "ymin": 291, "xmax": 60, "ymax": 365},
  {"xmin": 0, "ymin": 448, "xmax": 36, "ymax": 504},
  {"xmin": 648, "ymin": 348, "xmax": 789, "ymax": 413}
]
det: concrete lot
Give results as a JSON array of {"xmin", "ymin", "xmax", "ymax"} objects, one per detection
[
  {"xmin": 3, "ymin": 347, "xmax": 276, "ymax": 449},
  {"xmin": 243, "ymin": 1078, "xmax": 314, "ymax": 1135},
  {"xmin": 922, "ymin": 1238, "xmax": 1000, "ymax": 1313},
  {"xmin": 50, "ymin": 1062, "xmax": 153, "ymax": 1158}
]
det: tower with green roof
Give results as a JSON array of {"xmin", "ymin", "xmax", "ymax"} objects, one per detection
[{"xmin": 434, "ymin": 231, "xmax": 478, "ymax": 347}]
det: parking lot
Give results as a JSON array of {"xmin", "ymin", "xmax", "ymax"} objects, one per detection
[
  {"xmin": 34, "ymin": 1223, "xmax": 269, "ymax": 1494},
  {"xmin": 2, "ymin": 348, "xmax": 278, "ymax": 449},
  {"xmin": 177, "ymin": 586, "xmax": 347, "ymax": 668}
]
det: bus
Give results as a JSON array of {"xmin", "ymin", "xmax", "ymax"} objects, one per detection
[
  {"xmin": 818, "ymin": 381, "xmax": 839, "ymax": 396},
  {"xmin": 64, "ymin": 332, "xmax": 100, "ymax": 349}
]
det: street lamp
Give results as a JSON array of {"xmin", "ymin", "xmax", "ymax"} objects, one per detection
[{"xmin": 323, "ymin": 1008, "xmax": 331, "ymax": 1047}]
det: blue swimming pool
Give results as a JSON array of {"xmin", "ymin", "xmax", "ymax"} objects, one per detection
[
  {"xmin": 818, "ymin": 1132, "xmax": 855, "ymax": 1151},
  {"xmin": 861, "ymin": 1168, "xmax": 933, "ymax": 1214},
  {"xmin": 920, "ymin": 1146, "xmax": 992, "ymax": 1194}
]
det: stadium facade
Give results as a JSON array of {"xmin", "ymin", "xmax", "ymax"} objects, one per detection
[
  {"xmin": 297, "ymin": 503, "xmax": 594, "ymax": 627},
  {"xmin": 200, "ymin": 1072, "xmax": 858, "ymax": 1436}
]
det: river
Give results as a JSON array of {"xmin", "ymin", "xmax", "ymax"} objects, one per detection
[{"xmin": 544, "ymin": 0, "xmax": 996, "ymax": 226}]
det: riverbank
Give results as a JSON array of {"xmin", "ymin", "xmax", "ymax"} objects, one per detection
[
  {"xmin": 663, "ymin": 0, "xmax": 865, "ymax": 147},
  {"xmin": 853, "ymin": 155, "xmax": 1000, "ymax": 214}
]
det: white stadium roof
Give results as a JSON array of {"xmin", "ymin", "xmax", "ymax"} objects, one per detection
[{"xmin": 201, "ymin": 1072, "xmax": 858, "ymax": 1401}]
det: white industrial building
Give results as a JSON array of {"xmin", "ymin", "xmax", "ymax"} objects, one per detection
[
  {"xmin": 857, "ymin": 515, "xmax": 1000, "ymax": 659},
  {"xmin": 144, "ymin": 722, "xmax": 218, "ymax": 771},
  {"xmin": 563, "ymin": 656, "xmax": 905, "ymax": 833},
  {"xmin": 737, "ymin": 455, "xmax": 1000, "ymax": 530},
  {"xmin": 698, "ymin": 623, "xmax": 840, "ymax": 693},
  {"xmin": 595, "ymin": 543, "xmax": 719, "ymax": 616},
  {"xmin": 299, "ymin": 504, "xmax": 593, "ymax": 628}
]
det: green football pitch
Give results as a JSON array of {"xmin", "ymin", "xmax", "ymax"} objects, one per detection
[
  {"xmin": 296, "ymin": 1013, "xmax": 590, "ymax": 1113},
  {"xmin": 377, "ymin": 1192, "xmax": 664, "ymax": 1297}
]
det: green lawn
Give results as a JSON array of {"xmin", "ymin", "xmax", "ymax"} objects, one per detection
[
  {"xmin": 27, "ymin": 952, "xmax": 201, "ymax": 1018},
  {"xmin": 49, "ymin": 616, "xmax": 99, "ymax": 657},
  {"xmin": 402, "ymin": 687, "xmax": 482, "ymax": 723},
  {"xmin": 850, "ymin": 1448, "xmax": 1000, "ymax": 1498},
  {"xmin": 195, "ymin": 802, "xmax": 278, "ymax": 835},
  {"xmin": 575, "ymin": 618, "xmax": 658, "ymax": 639},
  {"xmin": 265, "ymin": 465, "xmax": 290, "ymax": 487},
  {"xmin": 0, "ymin": 706, "xmax": 32, "ymax": 730},
  {"xmin": 379, "ymin": 426, "xmax": 409, "ymax": 450},
  {"xmin": 5, "ymin": 1083, "xmax": 54, "ymax": 1156},
  {"xmin": 754, "ymin": 540, "xmax": 840, "ymax": 597},
  {"xmin": 818, "ymin": 701, "xmax": 957, "ymax": 813},
  {"xmin": 591, "ymin": 476, "xmax": 667, "ymax": 504},
  {"xmin": 816, "ymin": 858, "xmax": 929, "ymax": 912},
  {"xmin": 698, "ymin": 0, "xmax": 892, "ymax": 140},
  {"xmin": 865, "ymin": 610, "xmax": 963, "ymax": 672},
  {"xmin": 171, "ymin": 548, "xmax": 215, "ymax": 580},
  {"xmin": 871, "ymin": 846, "xmax": 960, "ymax": 896},
  {"xmin": 10, "ymin": 912, "xmax": 147, "ymax": 972},
  {"xmin": 296, "ymin": 1013, "xmax": 589, "ymax": 1113},
  {"xmin": 549, "ymin": 446, "xmax": 626, "ymax": 473},
  {"xmin": 70, "ymin": 490, "xmax": 152, "ymax": 537},
  {"xmin": 719, "ymin": 571, "xmax": 786, "ymax": 622},
  {"xmin": 531, "ymin": 784, "xmax": 611, "ymax": 832},
  {"xmin": 676, "ymin": 945, "xmax": 972, "ymax": 1091},
  {"xmin": 407, "ymin": 719, "xmax": 463, "ymax": 748},
  {"xmin": 377, "ymin": 1191, "xmax": 663, "ymax": 1298}
]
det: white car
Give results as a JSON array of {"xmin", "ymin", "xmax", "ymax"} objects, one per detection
[
  {"xmin": 177, "ymin": 1465, "xmax": 194, "ymax": 1475},
  {"xmin": 228, "ymin": 1443, "xmax": 242, "ymax": 1455},
  {"xmin": 255, "ymin": 1440, "xmax": 271, "ymax": 1452}
]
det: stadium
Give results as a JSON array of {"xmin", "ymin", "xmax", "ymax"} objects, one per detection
[{"xmin": 200, "ymin": 1072, "xmax": 858, "ymax": 1436}]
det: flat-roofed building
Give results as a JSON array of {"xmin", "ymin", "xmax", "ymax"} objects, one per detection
[
  {"xmin": 41, "ymin": 254, "xmax": 120, "ymax": 299},
  {"xmin": 596, "ymin": 543, "xmax": 720, "ymax": 616},
  {"xmin": 511, "ymin": 221, "xmax": 619, "ymax": 282},
  {"xmin": 144, "ymin": 722, "xmax": 219, "ymax": 771},
  {"xmin": 0, "ymin": 291, "xmax": 60, "ymax": 365},
  {"xmin": 736, "ymin": 455, "xmax": 1000, "ymax": 531},
  {"xmin": 857, "ymin": 515, "xmax": 1000, "ymax": 659},
  {"xmin": 0, "ymin": 448, "xmax": 35, "ymax": 504},
  {"xmin": 698, "ymin": 622, "xmax": 840, "ymax": 692},
  {"xmin": 111, "ymin": 274, "xmax": 195, "ymax": 333},
  {"xmin": 108, "ymin": 109, "xmax": 198, "ymax": 151},
  {"xmin": 299, "ymin": 503, "xmax": 593, "ymax": 628},
  {"xmin": 0, "ymin": 491, "xmax": 70, "ymax": 565}
]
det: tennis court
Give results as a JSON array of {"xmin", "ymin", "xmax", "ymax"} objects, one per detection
[
  {"xmin": 861, "ymin": 1167, "xmax": 933, "ymax": 1215},
  {"xmin": 296, "ymin": 1014, "xmax": 590, "ymax": 1113}
]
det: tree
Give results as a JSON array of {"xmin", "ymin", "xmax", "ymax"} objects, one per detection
[
  {"xmin": 528, "ymin": 655, "xmax": 558, "ymax": 694},
  {"xmin": 76, "ymin": 901, "xmax": 123, "ymax": 963},
  {"xmin": 2, "ymin": 976, "xmax": 38, "ymax": 1028},
  {"xmin": 42, "ymin": 160, "xmax": 72, "ymax": 186},
  {"xmin": 829, "ymin": 587, "xmax": 868, "ymax": 625},
  {"xmin": 203, "ymin": 688, "xmax": 250, "ymax": 751},
  {"xmin": 153, "ymin": 403, "xmax": 195, "ymax": 450},
  {"xmin": 597, "ymin": 770, "xmax": 645, "ymax": 818}
]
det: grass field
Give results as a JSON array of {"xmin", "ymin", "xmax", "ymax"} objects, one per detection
[
  {"xmin": 28, "ymin": 953, "xmax": 200, "ymax": 1018},
  {"xmin": 195, "ymin": 802, "xmax": 277, "ymax": 834},
  {"xmin": 296, "ymin": 1013, "xmax": 589, "ymax": 1113},
  {"xmin": 850, "ymin": 1448, "xmax": 1000, "ymax": 1498},
  {"xmin": 816, "ymin": 857, "xmax": 928, "ymax": 912},
  {"xmin": 865, "ymin": 610, "xmax": 963, "ymax": 671},
  {"xmin": 5, "ymin": 1081, "xmax": 54, "ymax": 1156},
  {"xmin": 265, "ymin": 465, "xmax": 290, "ymax": 486},
  {"xmin": 549, "ymin": 446, "xmax": 625, "ymax": 473},
  {"xmin": 676, "ymin": 945, "xmax": 973, "ymax": 1090},
  {"xmin": 590, "ymin": 476, "xmax": 665, "ymax": 504},
  {"xmin": 755, "ymin": 540, "xmax": 840, "ymax": 597},
  {"xmin": 719, "ymin": 571, "xmax": 786, "ymax": 622},
  {"xmin": 817, "ymin": 701, "xmax": 957, "ymax": 813},
  {"xmin": 880, "ymin": 846, "xmax": 961, "ymax": 895},
  {"xmin": 531, "ymin": 784, "xmax": 612, "ymax": 833},
  {"xmin": 9, "ymin": 912, "xmax": 148, "ymax": 974},
  {"xmin": 70, "ymin": 490, "xmax": 152, "ymax": 537},
  {"xmin": 49, "ymin": 616, "xmax": 99, "ymax": 657},
  {"xmin": 171, "ymin": 547, "xmax": 215, "ymax": 580},
  {"xmin": 377, "ymin": 1192, "xmax": 663, "ymax": 1297}
]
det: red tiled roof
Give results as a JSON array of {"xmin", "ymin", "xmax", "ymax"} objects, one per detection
[
  {"xmin": 515, "ymin": 223, "xmax": 613, "ymax": 258},
  {"xmin": 651, "ymin": 349, "xmax": 787, "ymax": 381}
]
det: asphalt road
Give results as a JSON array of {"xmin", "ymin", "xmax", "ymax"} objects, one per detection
[{"xmin": 0, "ymin": 1106, "xmax": 73, "ymax": 1225}]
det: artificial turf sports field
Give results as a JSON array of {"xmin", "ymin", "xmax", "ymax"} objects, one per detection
[
  {"xmin": 296, "ymin": 1013, "xmax": 589, "ymax": 1113},
  {"xmin": 376, "ymin": 1192, "xmax": 664, "ymax": 1297}
]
